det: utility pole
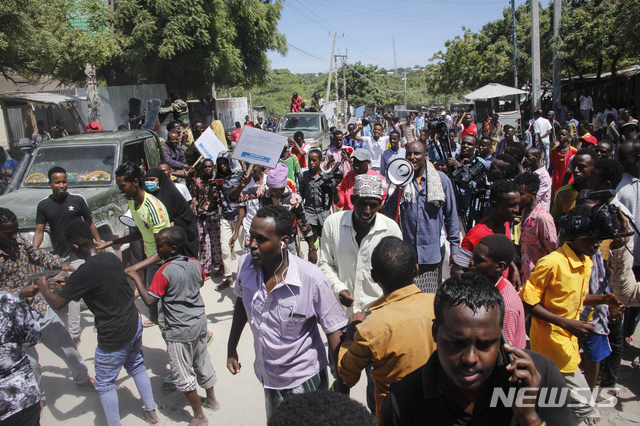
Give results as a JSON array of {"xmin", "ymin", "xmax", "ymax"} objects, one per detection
[
  {"xmin": 334, "ymin": 54, "xmax": 348, "ymax": 101},
  {"xmin": 334, "ymin": 55, "xmax": 339, "ymax": 102},
  {"xmin": 552, "ymin": 0, "xmax": 562, "ymax": 115},
  {"xmin": 325, "ymin": 33, "xmax": 343, "ymax": 104},
  {"xmin": 511, "ymin": 0, "xmax": 520, "ymax": 111},
  {"xmin": 531, "ymin": 0, "xmax": 542, "ymax": 111},
  {"xmin": 393, "ymin": 35, "xmax": 397, "ymax": 76},
  {"xmin": 343, "ymin": 56, "xmax": 347, "ymax": 101},
  {"xmin": 403, "ymin": 72, "xmax": 407, "ymax": 109}
]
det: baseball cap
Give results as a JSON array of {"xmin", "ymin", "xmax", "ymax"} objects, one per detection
[{"xmin": 352, "ymin": 148, "xmax": 371, "ymax": 162}]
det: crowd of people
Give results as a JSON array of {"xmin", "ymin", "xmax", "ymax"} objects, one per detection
[{"xmin": 3, "ymin": 94, "xmax": 640, "ymax": 426}]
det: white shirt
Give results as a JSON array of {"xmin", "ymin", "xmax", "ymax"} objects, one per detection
[
  {"xmin": 318, "ymin": 210, "xmax": 403, "ymax": 316},
  {"xmin": 603, "ymin": 108, "xmax": 618, "ymax": 121},
  {"xmin": 533, "ymin": 117, "xmax": 552, "ymax": 146},
  {"xmin": 579, "ymin": 95, "xmax": 593, "ymax": 111},
  {"xmin": 593, "ymin": 112, "xmax": 605, "ymax": 130},
  {"xmin": 617, "ymin": 173, "xmax": 640, "ymax": 266},
  {"xmin": 241, "ymin": 178, "xmax": 260, "ymax": 238},
  {"xmin": 174, "ymin": 183, "xmax": 192, "ymax": 202},
  {"xmin": 363, "ymin": 136, "xmax": 389, "ymax": 169}
]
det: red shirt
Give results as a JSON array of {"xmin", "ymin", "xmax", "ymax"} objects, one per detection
[
  {"xmin": 335, "ymin": 169, "xmax": 387, "ymax": 211},
  {"xmin": 460, "ymin": 123, "xmax": 477, "ymax": 137},
  {"xmin": 232, "ymin": 128, "xmax": 242, "ymax": 143},
  {"xmin": 291, "ymin": 143, "xmax": 309, "ymax": 169},
  {"xmin": 455, "ymin": 219, "xmax": 511, "ymax": 279},
  {"xmin": 550, "ymin": 146, "xmax": 577, "ymax": 194}
]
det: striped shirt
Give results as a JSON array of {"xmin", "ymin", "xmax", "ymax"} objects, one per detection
[
  {"xmin": 128, "ymin": 193, "xmax": 170, "ymax": 258},
  {"xmin": 497, "ymin": 277, "xmax": 527, "ymax": 349}
]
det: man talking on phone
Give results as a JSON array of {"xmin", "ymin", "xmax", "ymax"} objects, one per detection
[{"xmin": 381, "ymin": 272, "xmax": 571, "ymax": 426}]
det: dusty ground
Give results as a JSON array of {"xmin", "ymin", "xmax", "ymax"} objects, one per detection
[{"xmin": 37, "ymin": 253, "xmax": 640, "ymax": 425}]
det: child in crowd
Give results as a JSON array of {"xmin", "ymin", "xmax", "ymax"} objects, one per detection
[
  {"xmin": 470, "ymin": 234, "xmax": 526, "ymax": 349},
  {"xmin": 519, "ymin": 202, "xmax": 620, "ymax": 425},
  {"xmin": 38, "ymin": 221, "xmax": 158, "ymax": 426},
  {"xmin": 298, "ymin": 148, "xmax": 333, "ymax": 244},
  {"xmin": 127, "ymin": 227, "xmax": 219, "ymax": 426},
  {"xmin": 514, "ymin": 172, "xmax": 557, "ymax": 284}
]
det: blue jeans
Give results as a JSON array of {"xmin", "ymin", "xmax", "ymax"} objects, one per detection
[
  {"xmin": 94, "ymin": 317, "xmax": 156, "ymax": 426},
  {"xmin": 538, "ymin": 139, "xmax": 550, "ymax": 170}
]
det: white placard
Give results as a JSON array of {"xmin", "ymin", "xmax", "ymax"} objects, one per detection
[
  {"xmin": 194, "ymin": 127, "xmax": 228, "ymax": 160},
  {"xmin": 231, "ymin": 126, "xmax": 287, "ymax": 169}
]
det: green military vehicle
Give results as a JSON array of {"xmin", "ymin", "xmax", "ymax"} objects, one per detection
[
  {"xmin": 277, "ymin": 112, "xmax": 331, "ymax": 151},
  {"xmin": 2, "ymin": 130, "xmax": 165, "ymax": 250}
]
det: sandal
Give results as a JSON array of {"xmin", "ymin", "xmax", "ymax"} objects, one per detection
[
  {"xmin": 161, "ymin": 374, "xmax": 176, "ymax": 394},
  {"xmin": 215, "ymin": 278, "xmax": 233, "ymax": 292},
  {"xmin": 631, "ymin": 357, "xmax": 640, "ymax": 370},
  {"xmin": 76, "ymin": 377, "xmax": 96, "ymax": 392},
  {"xmin": 585, "ymin": 413, "xmax": 602, "ymax": 425},
  {"xmin": 142, "ymin": 409, "xmax": 160, "ymax": 425},
  {"xmin": 142, "ymin": 319, "xmax": 156, "ymax": 328},
  {"xmin": 201, "ymin": 398, "xmax": 221, "ymax": 411}
]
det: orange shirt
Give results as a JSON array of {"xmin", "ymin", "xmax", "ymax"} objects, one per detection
[{"xmin": 338, "ymin": 285, "xmax": 437, "ymax": 421}]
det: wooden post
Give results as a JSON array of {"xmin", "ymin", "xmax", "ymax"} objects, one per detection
[
  {"xmin": 45, "ymin": 106, "xmax": 55, "ymax": 134},
  {"xmin": 0, "ymin": 101, "xmax": 14, "ymax": 151}
]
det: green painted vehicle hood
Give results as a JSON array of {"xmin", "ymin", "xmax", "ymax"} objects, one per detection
[
  {"xmin": 1, "ymin": 130, "xmax": 163, "ymax": 240},
  {"xmin": 1, "ymin": 186, "xmax": 127, "ymax": 233}
]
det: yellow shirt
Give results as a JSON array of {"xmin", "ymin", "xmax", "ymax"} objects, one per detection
[
  {"xmin": 128, "ymin": 193, "xmax": 170, "ymax": 259},
  {"xmin": 519, "ymin": 243, "xmax": 592, "ymax": 373},
  {"xmin": 338, "ymin": 285, "xmax": 437, "ymax": 422}
]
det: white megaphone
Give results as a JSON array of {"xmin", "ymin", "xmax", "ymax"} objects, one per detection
[
  {"xmin": 119, "ymin": 209, "xmax": 137, "ymax": 228},
  {"xmin": 386, "ymin": 158, "xmax": 414, "ymax": 224},
  {"xmin": 387, "ymin": 158, "xmax": 414, "ymax": 187}
]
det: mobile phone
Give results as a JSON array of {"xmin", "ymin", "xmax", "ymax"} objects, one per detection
[
  {"xmin": 209, "ymin": 178, "xmax": 225, "ymax": 186},
  {"xmin": 501, "ymin": 330, "xmax": 523, "ymax": 390}
]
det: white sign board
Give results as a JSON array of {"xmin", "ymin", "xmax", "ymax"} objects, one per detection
[
  {"xmin": 216, "ymin": 97, "xmax": 249, "ymax": 130},
  {"xmin": 231, "ymin": 126, "xmax": 287, "ymax": 169},
  {"xmin": 194, "ymin": 127, "xmax": 228, "ymax": 160}
]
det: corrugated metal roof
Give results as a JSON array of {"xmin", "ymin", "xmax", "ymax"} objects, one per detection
[
  {"xmin": 0, "ymin": 91, "xmax": 85, "ymax": 104},
  {"xmin": 564, "ymin": 64, "xmax": 640, "ymax": 81}
]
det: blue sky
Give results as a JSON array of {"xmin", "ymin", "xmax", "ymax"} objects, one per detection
[{"xmin": 267, "ymin": 0, "xmax": 545, "ymax": 74}]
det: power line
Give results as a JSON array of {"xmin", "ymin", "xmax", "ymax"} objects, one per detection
[
  {"xmin": 286, "ymin": 43, "xmax": 327, "ymax": 62},
  {"xmin": 347, "ymin": 65, "xmax": 431, "ymax": 94},
  {"xmin": 286, "ymin": 0, "xmax": 394, "ymax": 69},
  {"xmin": 290, "ymin": 0, "xmax": 393, "ymax": 67}
]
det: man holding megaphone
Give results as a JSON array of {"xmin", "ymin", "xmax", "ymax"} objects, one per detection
[{"xmin": 383, "ymin": 141, "xmax": 461, "ymax": 293}]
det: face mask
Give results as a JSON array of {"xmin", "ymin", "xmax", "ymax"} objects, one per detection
[{"xmin": 145, "ymin": 181, "xmax": 159, "ymax": 192}]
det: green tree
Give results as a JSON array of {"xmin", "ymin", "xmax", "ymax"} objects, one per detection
[
  {"xmin": 557, "ymin": 0, "xmax": 629, "ymax": 80},
  {"xmin": 227, "ymin": 68, "xmax": 322, "ymax": 116},
  {"xmin": 427, "ymin": 3, "xmax": 553, "ymax": 97},
  {"xmin": 0, "ymin": 0, "xmax": 118, "ymax": 83},
  {"xmin": 106, "ymin": 0, "xmax": 286, "ymax": 96}
]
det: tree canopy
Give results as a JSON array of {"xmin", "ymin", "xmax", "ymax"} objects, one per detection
[
  {"xmin": 0, "ymin": 0, "xmax": 286, "ymax": 95},
  {"xmin": 426, "ymin": 0, "xmax": 640, "ymax": 97},
  {"xmin": 107, "ymin": 0, "xmax": 286, "ymax": 95},
  {"xmin": 226, "ymin": 63, "xmax": 443, "ymax": 116},
  {"xmin": 0, "ymin": 0, "xmax": 118, "ymax": 83}
]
